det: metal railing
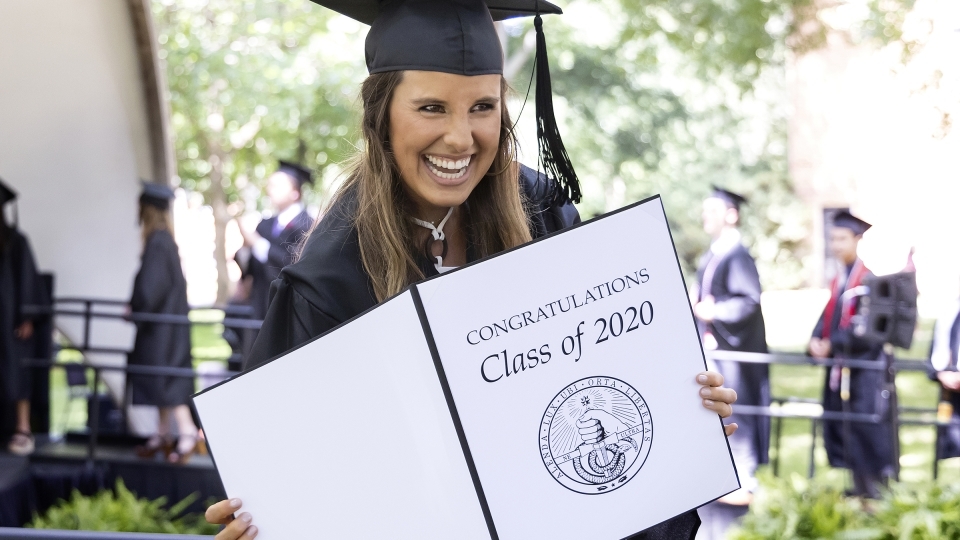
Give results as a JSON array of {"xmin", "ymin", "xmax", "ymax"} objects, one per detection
[
  {"xmin": 23, "ymin": 298, "xmax": 253, "ymax": 462},
  {"xmin": 24, "ymin": 298, "xmax": 954, "ymax": 479},
  {"xmin": 706, "ymin": 349, "xmax": 956, "ymax": 480}
]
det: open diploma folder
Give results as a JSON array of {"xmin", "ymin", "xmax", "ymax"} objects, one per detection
[{"xmin": 193, "ymin": 196, "xmax": 739, "ymax": 540}]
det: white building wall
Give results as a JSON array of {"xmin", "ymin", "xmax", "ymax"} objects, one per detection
[{"xmin": 0, "ymin": 1, "xmax": 162, "ymax": 433}]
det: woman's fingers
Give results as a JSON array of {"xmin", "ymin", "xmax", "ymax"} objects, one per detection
[
  {"xmin": 696, "ymin": 371, "xmax": 724, "ymax": 388},
  {"xmin": 206, "ymin": 498, "xmax": 241, "ymax": 525},
  {"xmin": 702, "ymin": 398, "xmax": 733, "ymax": 419},
  {"xmin": 215, "ymin": 512, "xmax": 257, "ymax": 540},
  {"xmin": 699, "ymin": 385, "xmax": 737, "ymax": 406},
  {"xmin": 724, "ymin": 423, "xmax": 738, "ymax": 437}
]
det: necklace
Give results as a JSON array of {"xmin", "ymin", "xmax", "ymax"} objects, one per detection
[{"xmin": 411, "ymin": 207, "xmax": 454, "ymax": 273}]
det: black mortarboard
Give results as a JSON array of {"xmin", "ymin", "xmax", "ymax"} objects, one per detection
[
  {"xmin": 277, "ymin": 160, "xmax": 314, "ymax": 188},
  {"xmin": 832, "ymin": 210, "xmax": 871, "ymax": 236},
  {"xmin": 309, "ymin": 0, "xmax": 580, "ymax": 204},
  {"xmin": 709, "ymin": 185, "xmax": 748, "ymax": 210},
  {"xmin": 0, "ymin": 177, "xmax": 17, "ymax": 206},
  {"xmin": 139, "ymin": 181, "xmax": 176, "ymax": 210}
]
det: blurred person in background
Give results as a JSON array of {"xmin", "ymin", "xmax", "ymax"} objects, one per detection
[
  {"xmin": 927, "ymin": 286, "xmax": 960, "ymax": 464},
  {"xmin": 235, "ymin": 161, "xmax": 314, "ymax": 324},
  {"xmin": 809, "ymin": 211, "xmax": 892, "ymax": 498},
  {"xmin": 692, "ymin": 187, "xmax": 769, "ymax": 538},
  {"xmin": 0, "ymin": 178, "xmax": 48, "ymax": 456},
  {"xmin": 129, "ymin": 183, "xmax": 199, "ymax": 464}
]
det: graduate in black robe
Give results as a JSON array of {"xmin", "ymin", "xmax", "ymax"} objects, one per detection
[
  {"xmin": 809, "ymin": 211, "xmax": 891, "ymax": 497},
  {"xmin": 129, "ymin": 183, "xmax": 200, "ymax": 463},
  {"xmin": 0, "ymin": 179, "xmax": 49, "ymax": 455},
  {"xmin": 927, "ymin": 298, "xmax": 960, "ymax": 461},
  {"xmin": 692, "ymin": 188, "xmax": 769, "ymax": 537},
  {"xmin": 236, "ymin": 161, "xmax": 314, "ymax": 323},
  {"xmin": 205, "ymin": 2, "xmax": 738, "ymax": 538}
]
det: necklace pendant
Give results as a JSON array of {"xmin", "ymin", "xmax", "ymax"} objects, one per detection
[{"xmin": 428, "ymin": 237, "xmax": 448, "ymax": 260}]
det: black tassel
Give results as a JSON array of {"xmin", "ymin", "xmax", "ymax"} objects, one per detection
[{"xmin": 533, "ymin": 13, "xmax": 581, "ymax": 205}]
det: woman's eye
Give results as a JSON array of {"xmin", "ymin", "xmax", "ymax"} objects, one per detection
[
  {"xmin": 472, "ymin": 102, "xmax": 495, "ymax": 112},
  {"xmin": 420, "ymin": 104, "xmax": 444, "ymax": 113}
]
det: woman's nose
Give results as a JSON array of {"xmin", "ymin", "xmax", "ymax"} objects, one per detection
[{"xmin": 443, "ymin": 114, "xmax": 473, "ymax": 152}]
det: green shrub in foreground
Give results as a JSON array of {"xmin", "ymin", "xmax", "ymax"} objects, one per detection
[
  {"xmin": 731, "ymin": 472, "xmax": 960, "ymax": 540},
  {"xmin": 28, "ymin": 479, "xmax": 219, "ymax": 535}
]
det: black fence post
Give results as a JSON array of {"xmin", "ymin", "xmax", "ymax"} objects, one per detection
[
  {"xmin": 885, "ymin": 345, "xmax": 901, "ymax": 482},
  {"xmin": 808, "ymin": 419, "xmax": 818, "ymax": 479},
  {"xmin": 87, "ymin": 367, "xmax": 101, "ymax": 465},
  {"xmin": 772, "ymin": 411, "xmax": 783, "ymax": 477},
  {"xmin": 82, "ymin": 300, "xmax": 93, "ymax": 350}
]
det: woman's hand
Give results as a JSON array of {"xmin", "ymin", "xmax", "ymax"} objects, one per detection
[
  {"xmin": 697, "ymin": 371, "xmax": 738, "ymax": 437},
  {"xmin": 206, "ymin": 498, "xmax": 258, "ymax": 539}
]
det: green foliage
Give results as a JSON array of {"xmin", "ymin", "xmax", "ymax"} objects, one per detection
[
  {"xmin": 28, "ymin": 479, "xmax": 219, "ymax": 535},
  {"xmin": 153, "ymin": 0, "xmax": 916, "ymax": 293},
  {"xmin": 869, "ymin": 482, "xmax": 960, "ymax": 540},
  {"xmin": 153, "ymin": 0, "xmax": 364, "ymax": 209},
  {"xmin": 731, "ymin": 473, "xmax": 960, "ymax": 539},
  {"xmin": 731, "ymin": 473, "xmax": 873, "ymax": 539}
]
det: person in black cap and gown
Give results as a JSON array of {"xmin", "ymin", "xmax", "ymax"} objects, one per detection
[
  {"xmin": 235, "ymin": 161, "xmax": 314, "ymax": 324},
  {"xmin": 808, "ymin": 210, "xmax": 891, "ymax": 497},
  {"xmin": 927, "ymin": 286, "xmax": 960, "ymax": 464},
  {"xmin": 693, "ymin": 187, "xmax": 769, "ymax": 537},
  {"xmin": 129, "ymin": 183, "xmax": 200, "ymax": 463},
  {"xmin": 0, "ymin": 178, "xmax": 49, "ymax": 456},
  {"xmin": 205, "ymin": 1, "xmax": 739, "ymax": 538}
]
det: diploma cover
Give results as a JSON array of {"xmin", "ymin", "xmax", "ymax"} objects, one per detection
[{"xmin": 193, "ymin": 196, "xmax": 739, "ymax": 540}]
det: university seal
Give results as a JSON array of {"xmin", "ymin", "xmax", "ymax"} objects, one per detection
[{"xmin": 539, "ymin": 376, "xmax": 652, "ymax": 494}]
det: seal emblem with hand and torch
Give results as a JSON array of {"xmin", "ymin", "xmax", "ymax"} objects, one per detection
[{"xmin": 540, "ymin": 376, "xmax": 653, "ymax": 494}]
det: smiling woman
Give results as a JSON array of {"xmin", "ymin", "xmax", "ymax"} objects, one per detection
[{"xmin": 202, "ymin": 0, "xmax": 738, "ymax": 539}]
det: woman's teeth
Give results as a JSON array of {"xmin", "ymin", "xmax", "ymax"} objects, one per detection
[{"xmin": 425, "ymin": 155, "xmax": 470, "ymax": 180}]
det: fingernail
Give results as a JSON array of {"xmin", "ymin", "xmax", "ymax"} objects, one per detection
[
  {"xmin": 697, "ymin": 374, "xmax": 708, "ymax": 383},
  {"xmin": 700, "ymin": 387, "xmax": 711, "ymax": 397},
  {"xmin": 248, "ymin": 525, "xmax": 259, "ymax": 537},
  {"xmin": 239, "ymin": 513, "xmax": 252, "ymax": 523},
  {"xmin": 704, "ymin": 399, "xmax": 715, "ymax": 406},
  {"xmin": 230, "ymin": 498, "xmax": 241, "ymax": 509}
]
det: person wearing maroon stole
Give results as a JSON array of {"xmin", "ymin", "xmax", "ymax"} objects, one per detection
[{"xmin": 809, "ymin": 211, "xmax": 891, "ymax": 498}]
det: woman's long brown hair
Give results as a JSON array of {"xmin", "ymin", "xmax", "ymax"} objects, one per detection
[
  {"xmin": 313, "ymin": 72, "xmax": 532, "ymax": 302},
  {"xmin": 139, "ymin": 204, "xmax": 172, "ymax": 247}
]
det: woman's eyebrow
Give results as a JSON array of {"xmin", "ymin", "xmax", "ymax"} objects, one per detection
[
  {"xmin": 409, "ymin": 95, "xmax": 501, "ymax": 106},
  {"xmin": 411, "ymin": 97, "xmax": 446, "ymax": 106}
]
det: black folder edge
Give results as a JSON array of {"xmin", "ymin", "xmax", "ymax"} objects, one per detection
[
  {"xmin": 191, "ymin": 193, "xmax": 740, "ymax": 538},
  {"xmin": 410, "ymin": 284, "xmax": 500, "ymax": 540}
]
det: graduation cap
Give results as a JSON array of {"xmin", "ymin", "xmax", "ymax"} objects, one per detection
[
  {"xmin": 0, "ymin": 177, "xmax": 19, "ymax": 228},
  {"xmin": 139, "ymin": 181, "xmax": 176, "ymax": 210},
  {"xmin": 277, "ymin": 160, "xmax": 314, "ymax": 189},
  {"xmin": 309, "ymin": 0, "xmax": 580, "ymax": 204},
  {"xmin": 0, "ymin": 177, "xmax": 17, "ymax": 207},
  {"xmin": 709, "ymin": 185, "xmax": 748, "ymax": 211},
  {"xmin": 832, "ymin": 210, "xmax": 871, "ymax": 236}
]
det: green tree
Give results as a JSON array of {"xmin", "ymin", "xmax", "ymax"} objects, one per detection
[
  {"xmin": 501, "ymin": 0, "xmax": 916, "ymax": 288},
  {"xmin": 153, "ymin": 0, "xmax": 365, "ymax": 302}
]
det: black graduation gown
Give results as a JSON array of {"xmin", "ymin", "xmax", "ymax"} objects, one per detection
[
  {"xmin": 247, "ymin": 209, "xmax": 313, "ymax": 321},
  {"xmin": 128, "ymin": 229, "xmax": 193, "ymax": 407},
  {"xmin": 927, "ymin": 310, "xmax": 960, "ymax": 460},
  {"xmin": 811, "ymin": 262, "xmax": 892, "ymax": 474},
  {"xmin": 245, "ymin": 165, "xmax": 700, "ymax": 539},
  {"xmin": 0, "ymin": 229, "xmax": 46, "ymax": 403},
  {"xmin": 695, "ymin": 242, "xmax": 770, "ymax": 466}
]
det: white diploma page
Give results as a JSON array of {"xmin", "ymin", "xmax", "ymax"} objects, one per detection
[
  {"xmin": 414, "ymin": 196, "xmax": 739, "ymax": 540},
  {"xmin": 192, "ymin": 291, "xmax": 490, "ymax": 540}
]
